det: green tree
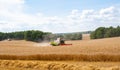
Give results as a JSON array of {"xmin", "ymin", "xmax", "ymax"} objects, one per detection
[
  {"xmin": 90, "ymin": 32, "xmax": 96, "ymax": 39},
  {"xmin": 91, "ymin": 26, "xmax": 120, "ymax": 39},
  {"xmin": 104, "ymin": 27, "xmax": 114, "ymax": 37},
  {"xmin": 24, "ymin": 30, "xmax": 33, "ymax": 41},
  {"xmin": 0, "ymin": 32, "xmax": 4, "ymax": 41}
]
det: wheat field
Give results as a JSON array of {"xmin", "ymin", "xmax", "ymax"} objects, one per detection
[
  {"xmin": 0, "ymin": 36, "xmax": 120, "ymax": 61},
  {"xmin": 0, "ymin": 37, "xmax": 120, "ymax": 55},
  {"xmin": 0, "ymin": 60, "xmax": 120, "ymax": 70},
  {"xmin": 0, "ymin": 36, "xmax": 120, "ymax": 70}
]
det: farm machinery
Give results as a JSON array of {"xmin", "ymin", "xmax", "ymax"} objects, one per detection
[{"xmin": 50, "ymin": 38, "xmax": 72, "ymax": 46}]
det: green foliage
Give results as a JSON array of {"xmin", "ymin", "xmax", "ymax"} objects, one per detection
[
  {"xmin": 90, "ymin": 32, "xmax": 96, "ymax": 39},
  {"xmin": 0, "ymin": 30, "xmax": 82, "ymax": 42},
  {"xmin": 0, "ymin": 32, "xmax": 4, "ymax": 41},
  {"xmin": 24, "ymin": 30, "xmax": 33, "ymax": 41},
  {"xmin": 24, "ymin": 30, "xmax": 49, "ymax": 42},
  {"xmin": 90, "ymin": 26, "xmax": 120, "ymax": 39},
  {"xmin": 14, "ymin": 32, "xmax": 24, "ymax": 40},
  {"xmin": 0, "ymin": 30, "xmax": 50, "ymax": 42}
]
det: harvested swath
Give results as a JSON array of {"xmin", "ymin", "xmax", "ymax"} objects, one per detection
[
  {"xmin": 0, "ymin": 60, "xmax": 120, "ymax": 70},
  {"xmin": 0, "ymin": 54, "xmax": 120, "ymax": 61}
]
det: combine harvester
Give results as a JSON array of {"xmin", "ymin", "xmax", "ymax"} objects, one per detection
[{"xmin": 50, "ymin": 38, "xmax": 72, "ymax": 46}]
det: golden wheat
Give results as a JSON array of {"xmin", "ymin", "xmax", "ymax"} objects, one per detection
[
  {"xmin": 0, "ymin": 36, "xmax": 120, "ymax": 61},
  {"xmin": 0, "ymin": 54, "xmax": 120, "ymax": 61},
  {"xmin": 0, "ymin": 60, "xmax": 120, "ymax": 70}
]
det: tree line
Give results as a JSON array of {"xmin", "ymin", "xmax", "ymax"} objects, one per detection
[
  {"xmin": 0, "ymin": 30, "xmax": 51, "ymax": 42},
  {"xmin": 0, "ymin": 30, "xmax": 82, "ymax": 42},
  {"xmin": 90, "ymin": 26, "xmax": 120, "ymax": 39}
]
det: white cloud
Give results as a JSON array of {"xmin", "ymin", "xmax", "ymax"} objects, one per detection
[{"xmin": 0, "ymin": 0, "xmax": 120, "ymax": 33}]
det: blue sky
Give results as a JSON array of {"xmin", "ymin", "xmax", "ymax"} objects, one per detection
[
  {"xmin": 25, "ymin": 0, "xmax": 119, "ymax": 15},
  {"xmin": 0, "ymin": 0, "xmax": 120, "ymax": 33}
]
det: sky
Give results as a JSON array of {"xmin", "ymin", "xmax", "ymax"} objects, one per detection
[{"xmin": 0, "ymin": 0, "xmax": 120, "ymax": 33}]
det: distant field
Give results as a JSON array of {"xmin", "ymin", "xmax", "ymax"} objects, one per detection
[
  {"xmin": 0, "ymin": 36, "xmax": 120, "ymax": 61},
  {"xmin": 82, "ymin": 34, "xmax": 90, "ymax": 40},
  {"xmin": 0, "ymin": 37, "xmax": 120, "ymax": 55}
]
